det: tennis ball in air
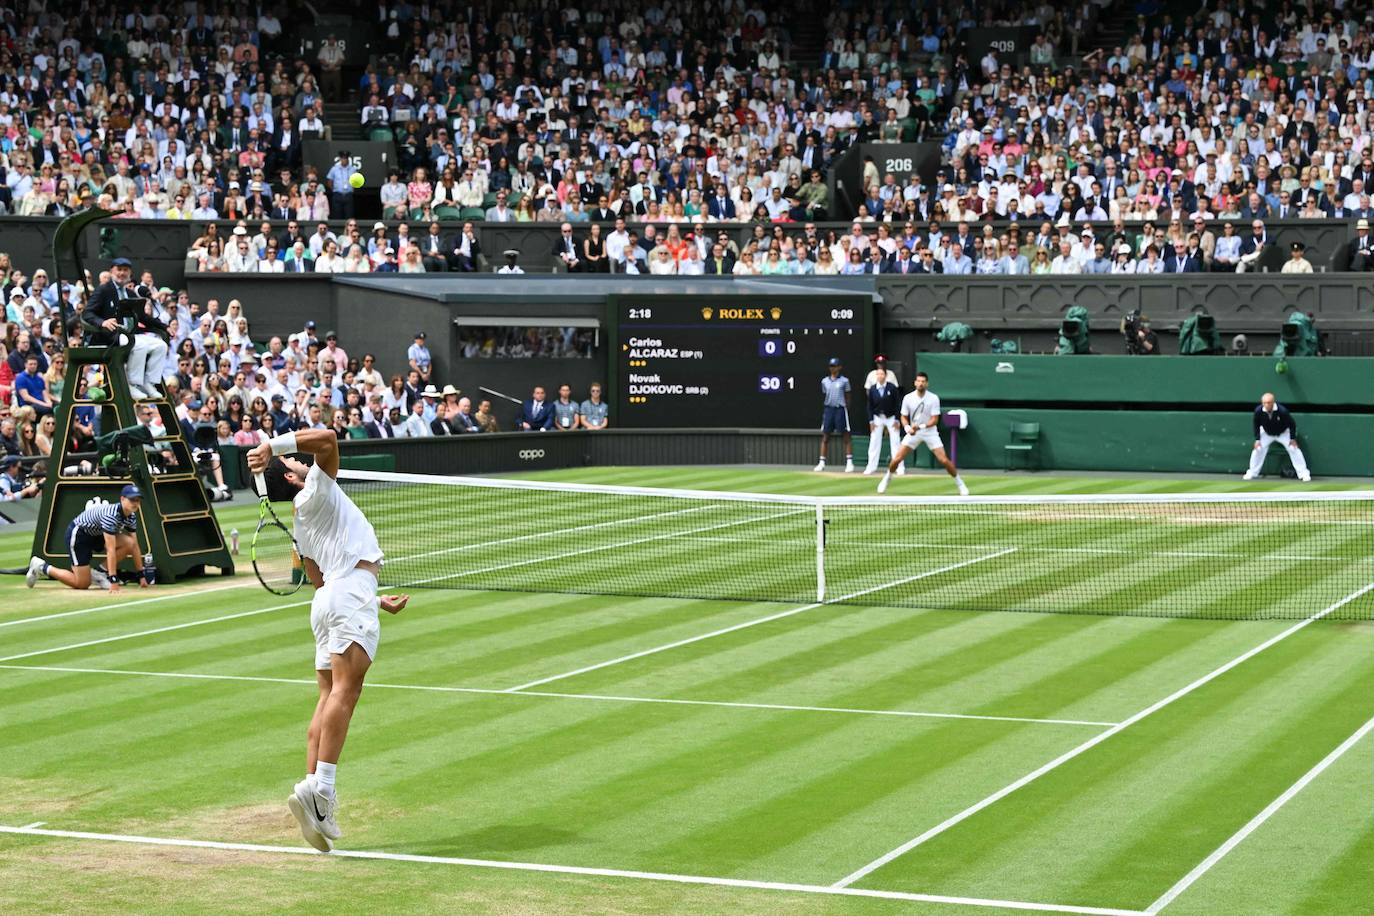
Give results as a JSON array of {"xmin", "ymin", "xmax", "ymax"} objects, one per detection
[
  {"xmin": 88, "ymin": 386, "xmax": 106, "ymax": 402},
  {"xmin": 349, "ymin": 172, "xmax": 365, "ymax": 189},
  {"xmin": 1276, "ymin": 359, "xmax": 1289, "ymax": 375}
]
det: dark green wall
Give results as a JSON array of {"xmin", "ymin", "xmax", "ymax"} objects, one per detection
[
  {"xmin": 915, "ymin": 353, "xmax": 1374, "ymax": 408},
  {"xmin": 870, "ymin": 409, "xmax": 1368, "ymax": 476}
]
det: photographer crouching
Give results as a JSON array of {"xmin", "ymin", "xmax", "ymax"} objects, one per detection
[{"xmin": 1122, "ymin": 309, "xmax": 1159, "ymax": 355}]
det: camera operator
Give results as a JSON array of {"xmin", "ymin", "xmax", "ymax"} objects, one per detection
[
  {"xmin": 0, "ymin": 455, "xmax": 41, "ymax": 500},
  {"xmin": 191, "ymin": 402, "xmax": 231, "ymax": 500},
  {"xmin": 1122, "ymin": 309, "xmax": 1159, "ymax": 355}
]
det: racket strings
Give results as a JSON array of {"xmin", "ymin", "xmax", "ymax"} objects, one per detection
[{"xmin": 252, "ymin": 521, "xmax": 302, "ymax": 594}]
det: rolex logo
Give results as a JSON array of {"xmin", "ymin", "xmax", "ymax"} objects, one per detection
[
  {"xmin": 701, "ymin": 307, "xmax": 714, "ymax": 320},
  {"xmin": 770, "ymin": 307, "xmax": 782, "ymax": 320}
]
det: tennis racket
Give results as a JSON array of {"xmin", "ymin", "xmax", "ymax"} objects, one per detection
[{"xmin": 252, "ymin": 472, "xmax": 304, "ymax": 595}]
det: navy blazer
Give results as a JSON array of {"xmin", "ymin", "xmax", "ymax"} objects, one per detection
[
  {"xmin": 867, "ymin": 381, "xmax": 901, "ymax": 419},
  {"xmin": 519, "ymin": 398, "xmax": 555, "ymax": 430},
  {"xmin": 1254, "ymin": 404, "xmax": 1297, "ymax": 437}
]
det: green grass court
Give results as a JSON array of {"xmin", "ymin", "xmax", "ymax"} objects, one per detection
[{"xmin": 4, "ymin": 467, "xmax": 1374, "ymax": 914}]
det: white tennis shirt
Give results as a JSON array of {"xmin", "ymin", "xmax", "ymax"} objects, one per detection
[
  {"xmin": 901, "ymin": 390, "xmax": 941, "ymax": 428},
  {"xmin": 294, "ymin": 464, "xmax": 384, "ymax": 581}
]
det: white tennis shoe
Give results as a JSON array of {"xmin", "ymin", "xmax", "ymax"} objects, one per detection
[
  {"xmin": 844, "ymin": 459, "xmax": 854, "ymax": 473},
  {"xmin": 25, "ymin": 556, "xmax": 43, "ymax": 587},
  {"xmin": 877, "ymin": 471, "xmax": 891, "ymax": 493},
  {"xmin": 813, "ymin": 460, "xmax": 825, "ymax": 472},
  {"xmin": 288, "ymin": 778, "xmax": 340, "ymax": 851}
]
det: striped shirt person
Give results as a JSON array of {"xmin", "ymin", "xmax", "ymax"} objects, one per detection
[{"xmin": 28, "ymin": 484, "xmax": 146, "ymax": 591}]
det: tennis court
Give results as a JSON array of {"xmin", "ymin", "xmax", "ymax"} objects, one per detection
[{"xmin": 4, "ymin": 468, "xmax": 1374, "ymax": 914}]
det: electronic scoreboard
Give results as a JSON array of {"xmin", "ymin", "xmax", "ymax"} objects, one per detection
[{"xmin": 612, "ymin": 294, "xmax": 873, "ymax": 428}]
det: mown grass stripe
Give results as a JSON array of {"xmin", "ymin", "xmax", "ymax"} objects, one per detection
[
  {"xmin": 833, "ymin": 581, "xmax": 1374, "ymax": 890},
  {"xmin": 852, "ymin": 621, "xmax": 1354, "ymax": 902}
]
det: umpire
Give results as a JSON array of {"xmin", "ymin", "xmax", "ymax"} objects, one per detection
[
  {"xmin": 81, "ymin": 257, "xmax": 136, "ymax": 346},
  {"xmin": 1243, "ymin": 392, "xmax": 1312, "ymax": 482}
]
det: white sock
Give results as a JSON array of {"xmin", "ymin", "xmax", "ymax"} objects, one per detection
[
  {"xmin": 955, "ymin": 475, "xmax": 963, "ymax": 483},
  {"xmin": 40, "ymin": 561, "xmax": 50, "ymax": 577},
  {"xmin": 314, "ymin": 761, "xmax": 337, "ymax": 794}
]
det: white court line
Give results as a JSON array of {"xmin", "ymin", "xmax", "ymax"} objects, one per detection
[
  {"xmin": 684, "ymin": 536, "xmax": 1362, "ymax": 564},
  {"xmin": 0, "ymin": 663, "xmax": 1116, "ymax": 728},
  {"xmin": 0, "ymin": 825, "xmax": 1144, "ymax": 916},
  {"xmin": 18, "ymin": 822, "xmax": 44, "ymax": 829},
  {"xmin": 831, "ymin": 581, "xmax": 1374, "ymax": 889},
  {"xmin": 1145, "ymin": 711, "xmax": 1374, "ymax": 914},
  {"xmin": 0, "ymin": 599, "xmax": 311, "ymax": 664},
  {"xmin": 0, "ymin": 509, "xmax": 806, "ymax": 665},
  {"xmin": 1, "ymin": 582, "xmax": 251, "ymax": 629},
  {"xmin": 506, "ymin": 548, "xmax": 1018, "ymax": 693}
]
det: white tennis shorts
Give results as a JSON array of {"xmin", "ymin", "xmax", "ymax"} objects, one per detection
[
  {"xmin": 311, "ymin": 566, "xmax": 381, "ymax": 670},
  {"xmin": 901, "ymin": 427, "xmax": 944, "ymax": 451}
]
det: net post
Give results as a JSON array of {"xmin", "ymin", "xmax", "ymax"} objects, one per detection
[{"xmin": 815, "ymin": 501, "xmax": 826, "ymax": 603}]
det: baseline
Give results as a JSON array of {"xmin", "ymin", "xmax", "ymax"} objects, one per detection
[{"xmin": 0, "ymin": 825, "xmax": 1144, "ymax": 916}]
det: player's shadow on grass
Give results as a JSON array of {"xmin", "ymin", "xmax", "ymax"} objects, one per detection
[{"xmin": 402, "ymin": 824, "xmax": 579, "ymax": 856}]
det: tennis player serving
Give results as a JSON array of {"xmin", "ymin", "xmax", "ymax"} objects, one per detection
[{"xmin": 246, "ymin": 429, "xmax": 409, "ymax": 852}]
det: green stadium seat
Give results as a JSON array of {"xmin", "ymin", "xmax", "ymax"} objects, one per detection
[
  {"xmin": 460, "ymin": 207, "xmax": 486, "ymax": 220},
  {"xmin": 1005, "ymin": 422, "xmax": 1041, "ymax": 470},
  {"xmin": 368, "ymin": 127, "xmax": 394, "ymax": 143},
  {"xmin": 435, "ymin": 205, "xmax": 462, "ymax": 221},
  {"xmin": 409, "ymin": 207, "xmax": 426, "ymax": 220},
  {"xmin": 482, "ymin": 191, "xmax": 498, "ymax": 209}
]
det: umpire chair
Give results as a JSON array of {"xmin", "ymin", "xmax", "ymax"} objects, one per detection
[{"xmin": 29, "ymin": 211, "xmax": 233, "ymax": 583}]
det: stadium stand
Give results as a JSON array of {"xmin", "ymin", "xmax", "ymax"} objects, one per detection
[{"xmin": 5, "ymin": 0, "xmax": 1373, "ymax": 275}]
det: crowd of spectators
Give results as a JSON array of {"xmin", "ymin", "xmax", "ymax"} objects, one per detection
[
  {"xmin": 0, "ymin": 252, "xmax": 610, "ymax": 495},
  {"xmin": 3, "ymin": 0, "xmax": 1373, "ymax": 274}
]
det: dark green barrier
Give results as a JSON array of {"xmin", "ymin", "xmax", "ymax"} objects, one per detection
[
  {"xmin": 219, "ymin": 444, "xmax": 245, "ymax": 490},
  {"xmin": 928, "ymin": 408, "xmax": 1372, "ymax": 476},
  {"xmin": 340, "ymin": 453, "xmax": 396, "ymax": 472},
  {"xmin": 916, "ymin": 353, "xmax": 1374, "ymax": 408}
]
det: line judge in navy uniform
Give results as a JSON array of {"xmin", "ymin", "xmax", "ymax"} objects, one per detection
[
  {"xmin": 1243, "ymin": 392, "xmax": 1312, "ymax": 481},
  {"xmin": 816, "ymin": 357, "xmax": 854, "ymax": 473},
  {"xmin": 864, "ymin": 364, "xmax": 902, "ymax": 475}
]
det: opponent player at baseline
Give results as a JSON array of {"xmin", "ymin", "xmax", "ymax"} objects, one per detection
[
  {"xmin": 877, "ymin": 371, "xmax": 969, "ymax": 496},
  {"xmin": 246, "ymin": 429, "xmax": 410, "ymax": 852}
]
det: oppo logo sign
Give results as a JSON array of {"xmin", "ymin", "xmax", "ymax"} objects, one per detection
[{"xmin": 518, "ymin": 449, "xmax": 546, "ymax": 460}]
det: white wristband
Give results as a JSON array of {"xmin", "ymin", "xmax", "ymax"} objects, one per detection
[{"xmin": 269, "ymin": 432, "xmax": 299, "ymax": 456}]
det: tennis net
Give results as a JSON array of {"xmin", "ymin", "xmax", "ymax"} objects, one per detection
[{"xmin": 338, "ymin": 470, "xmax": 1374, "ymax": 621}]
